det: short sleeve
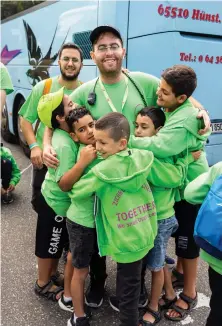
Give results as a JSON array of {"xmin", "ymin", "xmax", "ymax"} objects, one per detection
[
  {"xmin": 0, "ymin": 64, "xmax": 14, "ymax": 95},
  {"xmin": 54, "ymin": 144, "xmax": 78, "ymax": 182},
  {"xmin": 18, "ymin": 81, "xmax": 45, "ymax": 124}
]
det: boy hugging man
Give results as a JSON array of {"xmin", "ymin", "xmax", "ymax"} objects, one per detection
[
  {"xmin": 129, "ymin": 65, "xmax": 210, "ymax": 323},
  {"xmin": 36, "ymin": 88, "xmax": 97, "ymax": 308},
  {"xmin": 68, "ymin": 112, "xmax": 196, "ymax": 326}
]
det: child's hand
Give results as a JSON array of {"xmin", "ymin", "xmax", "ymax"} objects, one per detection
[
  {"xmin": 79, "ymin": 145, "xmax": 97, "ymax": 166},
  {"xmin": 191, "ymin": 150, "xmax": 202, "ymax": 161},
  {"xmin": 7, "ymin": 184, "xmax": 15, "ymax": 192}
]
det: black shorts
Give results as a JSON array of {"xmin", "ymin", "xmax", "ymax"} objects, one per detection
[
  {"xmin": 35, "ymin": 193, "xmax": 69, "ymax": 259},
  {"xmin": 66, "ymin": 219, "xmax": 96, "ymax": 269},
  {"xmin": 31, "ymin": 165, "xmax": 47, "ymax": 214},
  {"xmin": 173, "ymin": 200, "xmax": 200, "ymax": 259}
]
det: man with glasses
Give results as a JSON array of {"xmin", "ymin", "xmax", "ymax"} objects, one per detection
[
  {"xmin": 18, "ymin": 42, "xmax": 84, "ymax": 302},
  {"xmin": 43, "ymin": 26, "xmax": 211, "ymax": 325}
]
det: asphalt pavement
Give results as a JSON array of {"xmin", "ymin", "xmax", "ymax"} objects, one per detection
[{"xmin": 1, "ymin": 141, "xmax": 211, "ymax": 326}]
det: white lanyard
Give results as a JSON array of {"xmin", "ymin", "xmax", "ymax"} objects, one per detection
[{"xmin": 98, "ymin": 75, "xmax": 128, "ymax": 113}]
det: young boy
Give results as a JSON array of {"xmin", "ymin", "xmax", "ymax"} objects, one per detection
[
  {"xmin": 68, "ymin": 112, "xmax": 157, "ymax": 326},
  {"xmin": 129, "ymin": 65, "xmax": 210, "ymax": 321},
  {"xmin": 69, "ymin": 111, "xmax": 200, "ymax": 326},
  {"xmin": 36, "ymin": 88, "xmax": 96, "ymax": 306},
  {"xmin": 184, "ymin": 162, "xmax": 222, "ymax": 326},
  {"xmin": 133, "ymin": 107, "xmax": 201, "ymax": 325},
  {"xmin": 1, "ymin": 143, "xmax": 21, "ymax": 204}
]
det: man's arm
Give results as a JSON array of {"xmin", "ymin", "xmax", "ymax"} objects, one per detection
[
  {"xmin": 42, "ymin": 127, "xmax": 59, "ymax": 168},
  {"xmin": 20, "ymin": 117, "xmax": 43, "ymax": 169}
]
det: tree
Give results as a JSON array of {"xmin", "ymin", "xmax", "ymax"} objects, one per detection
[{"xmin": 1, "ymin": 1, "xmax": 45, "ymax": 20}]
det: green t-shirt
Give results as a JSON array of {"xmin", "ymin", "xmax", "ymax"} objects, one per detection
[
  {"xmin": 66, "ymin": 144, "xmax": 102, "ymax": 228},
  {"xmin": 41, "ymin": 129, "xmax": 78, "ymax": 216},
  {"xmin": 0, "ymin": 62, "xmax": 14, "ymax": 95},
  {"xmin": 18, "ymin": 76, "xmax": 75, "ymax": 148},
  {"xmin": 70, "ymin": 72, "xmax": 159, "ymax": 132}
]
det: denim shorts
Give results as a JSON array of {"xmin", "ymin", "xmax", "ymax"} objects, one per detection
[{"xmin": 146, "ymin": 215, "xmax": 178, "ymax": 271}]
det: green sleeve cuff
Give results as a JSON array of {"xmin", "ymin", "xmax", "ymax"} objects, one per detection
[{"xmin": 187, "ymin": 153, "xmax": 195, "ymax": 164}]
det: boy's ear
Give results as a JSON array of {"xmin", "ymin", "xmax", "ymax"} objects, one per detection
[
  {"xmin": 177, "ymin": 94, "xmax": 187, "ymax": 104},
  {"xmin": 56, "ymin": 114, "xmax": 65, "ymax": 122},
  {"xmin": 119, "ymin": 138, "xmax": 128, "ymax": 149},
  {"xmin": 70, "ymin": 132, "xmax": 79, "ymax": 142},
  {"xmin": 156, "ymin": 126, "xmax": 163, "ymax": 133}
]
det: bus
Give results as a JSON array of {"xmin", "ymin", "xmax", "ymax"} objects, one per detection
[{"xmin": 1, "ymin": 0, "xmax": 222, "ymax": 165}]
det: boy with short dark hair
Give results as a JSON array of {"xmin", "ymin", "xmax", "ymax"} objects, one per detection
[
  {"xmin": 134, "ymin": 106, "xmax": 201, "ymax": 325},
  {"xmin": 69, "ymin": 111, "xmax": 199, "ymax": 326},
  {"xmin": 129, "ymin": 65, "xmax": 210, "ymax": 322},
  {"xmin": 68, "ymin": 112, "xmax": 157, "ymax": 326}
]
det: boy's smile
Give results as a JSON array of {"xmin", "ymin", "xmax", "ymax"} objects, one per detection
[
  {"xmin": 94, "ymin": 129, "xmax": 126, "ymax": 159},
  {"xmin": 156, "ymin": 78, "xmax": 186, "ymax": 111}
]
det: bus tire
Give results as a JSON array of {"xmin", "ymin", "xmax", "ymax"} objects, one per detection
[
  {"xmin": 15, "ymin": 98, "xmax": 31, "ymax": 158},
  {"xmin": 1, "ymin": 103, "xmax": 17, "ymax": 144}
]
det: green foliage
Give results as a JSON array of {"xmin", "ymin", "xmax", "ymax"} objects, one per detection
[{"xmin": 1, "ymin": 1, "xmax": 45, "ymax": 20}]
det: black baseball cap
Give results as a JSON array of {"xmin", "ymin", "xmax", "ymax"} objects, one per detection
[{"xmin": 90, "ymin": 25, "xmax": 123, "ymax": 45}]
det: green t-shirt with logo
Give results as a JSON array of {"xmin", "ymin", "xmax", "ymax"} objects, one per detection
[
  {"xmin": 70, "ymin": 72, "xmax": 159, "ymax": 132},
  {"xmin": 0, "ymin": 62, "xmax": 14, "ymax": 95},
  {"xmin": 18, "ymin": 76, "xmax": 75, "ymax": 148},
  {"xmin": 41, "ymin": 129, "xmax": 78, "ymax": 216}
]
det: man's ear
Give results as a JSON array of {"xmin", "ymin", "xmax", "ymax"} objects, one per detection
[
  {"xmin": 90, "ymin": 51, "xmax": 95, "ymax": 63},
  {"xmin": 70, "ymin": 132, "xmax": 79, "ymax": 142},
  {"xmin": 178, "ymin": 94, "xmax": 187, "ymax": 104}
]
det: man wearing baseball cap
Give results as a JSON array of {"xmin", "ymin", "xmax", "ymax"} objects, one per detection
[{"xmin": 43, "ymin": 25, "xmax": 211, "ymax": 326}]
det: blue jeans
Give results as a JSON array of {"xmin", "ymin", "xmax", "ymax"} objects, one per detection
[{"xmin": 146, "ymin": 215, "xmax": 178, "ymax": 271}]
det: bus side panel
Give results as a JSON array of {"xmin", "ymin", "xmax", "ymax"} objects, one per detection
[
  {"xmin": 127, "ymin": 32, "xmax": 222, "ymax": 165},
  {"xmin": 128, "ymin": 1, "xmax": 222, "ymax": 37},
  {"xmin": 1, "ymin": 0, "xmax": 98, "ymax": 90},
  {"xmin": 1, "ymin": 0, "xmax": 98, "ymax": 135}
]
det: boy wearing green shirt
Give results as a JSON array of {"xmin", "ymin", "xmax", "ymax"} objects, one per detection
[
  {"xmin": 1, "ymin": 144, "xmax": 21, "ymax": 204},
  {"xmin": 69, "ymin": 111, "xmax": 200, "ymax": 326},
  {"xmin": 68, "ymin": 112, "xmax": 157, "ymax": 326},
  {"xmin": 184, "ymin": 162, "xmax": 222, "ymax": 326},
  {"xmin": 131, "ymin": 107, "xmax": 201, "ymax": 325},
  {"xmin": 37, "ymin": 89, "xmax": 97, "ymax": 309},
  {"xmin": 129, "ymin": 65, "xmax": 210, "ymax": 322}
]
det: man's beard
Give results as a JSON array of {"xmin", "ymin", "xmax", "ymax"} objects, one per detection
[{"xmin": 60, "ymin": 67, "xmax": 81, "ymax": 81}]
